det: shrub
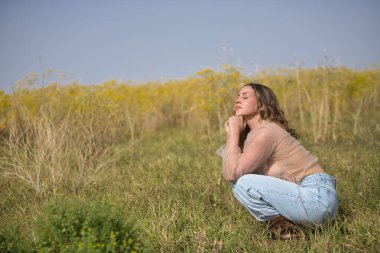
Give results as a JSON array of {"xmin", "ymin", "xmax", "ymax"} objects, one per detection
[
  {"xmin": 35, "ymin": 197, "xmax": 146, "ymax": 253},
  {"xmin": 0, "ymin": 223, "xmax": 31, "ymax": 253}
]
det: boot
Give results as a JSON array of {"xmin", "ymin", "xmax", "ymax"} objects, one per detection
[{"xmin": 267, "ymin": 215, "xmax": 301, "ymax": 240}]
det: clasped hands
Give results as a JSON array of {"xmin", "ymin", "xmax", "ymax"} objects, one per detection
[{"xmin": 224, "ymin": 116, "xmax": 247, "ymax": 136}]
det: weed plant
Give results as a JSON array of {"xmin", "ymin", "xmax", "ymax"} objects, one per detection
[{"xmin": 35, "ymin": 197, "xmax": 146, "ymax": 253}]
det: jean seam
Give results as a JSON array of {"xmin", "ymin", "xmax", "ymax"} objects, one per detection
[{"xmin": 247, "ymin": 186, "xmax": 302, "ymax": 201}]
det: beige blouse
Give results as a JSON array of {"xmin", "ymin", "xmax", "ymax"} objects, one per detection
[{"xmin": 216, "ymin": 120, "xmax": 321, "ymax": 184}]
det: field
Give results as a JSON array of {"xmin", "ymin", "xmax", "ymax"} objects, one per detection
[{"xmin": 0, "ymin": 66, "xmax": 379, "ymax": 252}]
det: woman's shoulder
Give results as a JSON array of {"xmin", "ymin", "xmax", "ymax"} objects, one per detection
[
  {"xmin": 246, "ymin": 121, "xmax": 279, "ymax": 141},
  {"xmin": 255, "ymin": 120, "xmax": 282, "ymax": 131},
  {"xmin": 250, "ymin": 120, "xmax": 289, "ymax": 140},
  {"xmin": 258, "ymin": 120, "xmax": 297, "ymax": 142}
]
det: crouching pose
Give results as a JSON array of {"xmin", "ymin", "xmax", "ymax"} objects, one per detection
[{"xmin": 216, "ymin": 83, "xmax": 339, "ymax": 239}]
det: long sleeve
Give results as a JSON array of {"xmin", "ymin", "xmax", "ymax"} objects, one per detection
[{"xmin": 219, "ymin": 125, "xmax": 276, "ymax": 182}]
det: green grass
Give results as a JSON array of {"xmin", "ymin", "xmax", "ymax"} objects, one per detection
[{"xmin": 1, "ymin": 128, "xmax": 379, "ymax": 252}]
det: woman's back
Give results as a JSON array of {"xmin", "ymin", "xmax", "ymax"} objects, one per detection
[{"xmin": 244, "ymin": 121, "xmax": 324, "ymax": 183}]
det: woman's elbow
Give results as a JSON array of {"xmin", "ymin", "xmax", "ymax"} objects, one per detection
[
  {"xmin": 224, "ymin": 166, "xmax": 251, "ymax": 182},
  {"xmin": 223, "ymin": 174, "xmax": 235, "ymax": 182},
  {"xmin": 222, "ymin": 170, "xmax": 239, "ymax": 182}
]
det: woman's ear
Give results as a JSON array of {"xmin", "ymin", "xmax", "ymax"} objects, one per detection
[{"xmin": 257, "ymin": 101, "xmax": 263, "ymax": 110}]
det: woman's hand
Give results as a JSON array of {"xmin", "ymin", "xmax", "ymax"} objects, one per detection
[
  {"xmin": 224, "ymin": 120, "xmax": 231, "ymax": 136},
  {"xmin": 225, "ymin": 116, "xmax": 246, "ymax": 136}
]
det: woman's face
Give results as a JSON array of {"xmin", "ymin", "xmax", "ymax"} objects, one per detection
[{"xmin": 235, "ymin": 86, "xmax": 260, "ymax": 118}]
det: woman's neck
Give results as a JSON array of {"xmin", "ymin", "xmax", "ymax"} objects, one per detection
[{"xmin": 245, "ymin": 114, "xmax": 262, "ymax": 130}]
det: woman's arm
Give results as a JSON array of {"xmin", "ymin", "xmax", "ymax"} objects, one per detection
[
  {"xmin": 222, "ymin": 121, "xmax": 275, "ymax": 182},
  {"xmin": 222, "ymin": 116, "xmax": 245, "ymax": 181},
  {"xmin": 222, "ymin": 132, "xmax": 241, "ymax": 181}
]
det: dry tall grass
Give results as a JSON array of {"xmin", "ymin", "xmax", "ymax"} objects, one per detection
[{"xmin": 0, "ymin": 110, "xmax": 117, "ymax": 196}]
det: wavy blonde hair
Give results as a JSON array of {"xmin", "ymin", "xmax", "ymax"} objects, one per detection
[{"xmin": 239, "ymin": 82, "xmax": 298, "ymax": 147}]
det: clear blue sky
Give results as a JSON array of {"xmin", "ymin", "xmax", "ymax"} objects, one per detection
[{"xmin": 1, "ymin": 0, "xmax": 379, "ymax": 92}]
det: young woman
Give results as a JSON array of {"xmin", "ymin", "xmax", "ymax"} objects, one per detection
[{"xmin": 216, "ymin": 83, "xmax": 339, "ymax": 239}]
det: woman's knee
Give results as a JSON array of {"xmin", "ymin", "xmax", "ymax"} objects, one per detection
[
  {"xmin": 235, "ymin": 174, "xmax": 264, "ymax": 189},
  {"xmin": 232, "ymin": 174, "xmax": 264, "ymax": 200}
]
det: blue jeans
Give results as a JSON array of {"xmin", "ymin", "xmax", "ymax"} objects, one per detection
[{"xmin": 232, "ymin": 173, "xmax": 339, "ymax": 225}]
